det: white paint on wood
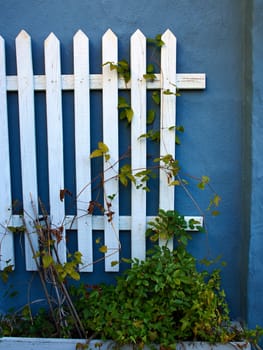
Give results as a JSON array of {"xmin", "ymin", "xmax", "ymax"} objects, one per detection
[
  {"xmin": 131, "ymin": 30, "xmax": 147, "ymax": 261},
  {"xmin": 0, "ymin": 36, "xmax": 14, "ymax": 270},
  {"xmin": 44, "ymin": 33, "xmax": 66, "ymax": 263},
  {"xmin": 0, "ymin": 337, "xmax": 251, "ymax": 350},
  {"xmin": 73, "ymin": 30, "xmax": 93, "ymax": 272},
  {"xmin": 6, "ymin": 73, "xmax": 206, "ymax": 91},
  {"xmin": 102, "ymin": 29, "xmax": 119, "ymax": 271},
  {"xmin": 11, "ymin": 214, "xmax": 203, "ymax": 233},
  {"xmin": 159, "ymin": 30, "xmax": 177, "ymax": 249},
  {"xmin": 16, "ymin": 30, "xmax": 39, "ymax": 270}
]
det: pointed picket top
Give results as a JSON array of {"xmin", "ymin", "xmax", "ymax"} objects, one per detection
[
  {"xmin": 131, "ymin": 29, "xmax": 145, "ymax": 41},
  {"xmin": 161, "ymin": 29, "xmax": 177, "ymax": 88},
  {"xmin": 44, "ymin": 32, "xmax": 61, "ymax": 85},
  {"xmin": 74, "ymin": 29, "xmax": 88, "ymax": 42},
  {"xmin": 16, "ymin": 29, "xmax": 31, "ymax": 42},
  {"xmin": 44, "ymin": 32, "xmax": 60, "ymax": 55},
  {"xmin": 103, "ymin": 28, "xmax": 117, "ymax": 41},
  {"xmin": 16, "ymin": 30, "xmax": 33, "ymax": 76},
  {"xmin": 162, "ymin": 29, "xmax": 177, "ymax": 43},
  {"xmin": 131, "ymin": 29, "xmax": 146, "ymax": 75},
  {"xmin": 102, "ymin": 29, "xmax": 118, "ymax": 64},
  {"xmin": 73, "ymin": 29, "xmax": 89, "ymax": 75},
  {"xmin": 45, "ymin": 31, "xmax": 58, "ymax": 42}
]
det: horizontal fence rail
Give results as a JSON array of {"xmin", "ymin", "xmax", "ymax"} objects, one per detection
[{"xmin": 0, "ymin": 29, "xmax": 205, "ymax": 272}]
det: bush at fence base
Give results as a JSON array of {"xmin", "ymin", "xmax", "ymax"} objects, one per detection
[{"xmin": 1, "ymin": 211, "xmax": 263, "ymax": 348}]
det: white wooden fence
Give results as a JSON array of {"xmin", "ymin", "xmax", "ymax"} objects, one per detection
[{"xmin": 0, "ymin": 29, "xmax": 205, "ymax": 273}]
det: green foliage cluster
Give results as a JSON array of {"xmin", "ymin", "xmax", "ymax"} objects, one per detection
[
  {"xmin": 1, "ymin": 211, "xmax": 263, "ymax": 347},
  {"xmin": 73, "ymin": 211, "xmax": 235, "ymax": 347}
]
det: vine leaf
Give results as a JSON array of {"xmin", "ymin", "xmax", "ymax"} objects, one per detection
[
  {"xmin": 42, "ymin": 254, "xmax": 53, "ymax": 269},
  {"xmin": 103, "ymin": 59, "xmax": 130, "ymax": 83},
  {"xmin": 147, "ymin": 34, "xmax": 165, "ymax": 47},
  {"xmin": 99, "ymin": 245, "xmax": 108, "ymax": 253},
  {"xmin": 90, "ymin": 142, "xmax": 110, "ymax": 161},
  {"xmin": 147, "ymin": 110, "xmax": 156, "ymax": 124},
  {"xmin": 118, "ymin": 96, "xmax": 134, "ymax": 123}
]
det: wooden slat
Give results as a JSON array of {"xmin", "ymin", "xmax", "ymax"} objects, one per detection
[
  {"xmin": 0, "ymin": 36, "xmax": 14, "ymax": 270},
  {"xmin": 102, "ymin": 29, "xmax": 119, "ymax": 271},
  {"xmin": 16, "ymin": 30, "xmax": 39, "ymax": 270},
  {"xmin": 159, "ymin": 30, "xmax": 177, "ymax": 249},
  {"xmin": 130, "ymin": 30, "xmax": 147, "ymax": 261},
  {"xmin": 44, "ymin": 33, "xmax": 66, "ymax": 263},
  {"xmin": 73, "ymin": 30, "xmax": 93, "ymax": 272},
  {"xmin": 6, "ymin": 73, "xmax": 206, "ymax": 91},
  {"xmin": 11, "ymin": 214, "xmax": 203, "ymax": 232}
]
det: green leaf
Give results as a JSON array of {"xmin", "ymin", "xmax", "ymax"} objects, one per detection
[
  {"xmin": 7, "ymin": 225, "xmax": 26, "ymax": 233},
  {"xmin": 90, "ymin": 149, "xmax": 103, "ymax": 159},
  {"xmin": 152, "ymin": 91, "xmax": 160, "ymax": 105},
  {"xmin": 118, "ymin": 96, "xmax": 130, "ymax": 108},
  {"xmin": 42, "ymin": 255, "xmax": 53, "ymax": 269},
  {"xmin": 125, "ymin": 108, "xmax": 134, "ymax": 123},
  {"xmin": 99, "ymin": 245, "xmax": 108, "ymax": 253},
  {"xmin": 147, "ymin": 63, "xmax": 154, "ymax": 73},
  {"xmin": 147, "ymin": 110, "xmax": 155, "ymax": 124},
  {"xmin": 197, "ymin": 176, "xmax": 210, "ymax": 189},
  {"xmin": 169, "ymin": 180, "xmax": 180, "ymax": 186},
  {"xmin": 143, "ymin": 73, "xmax": 156, "ymax": 81},
  {"xmin": 118, "ymin": 59, "xmax": 129, "ymax": 69},
  {"xmin": 69, "ymin": 270, "xmax": 80, "ymax": 281},
  {"xmin": 111, "ymin": 261, "xmax": 119, "ymax": 267},
  {"xmin": 163, "ymin": 89, "xmax": 174, "ymax": 95},
  {"xmin": 105, "ymin": 153, "xmax": 110, "ymax": 162},
  {"xmin": 147, "ymin": 34, "xmax": 165, "ymax": 47},
  {"xmin": 138, "ymin": 129, "xmax": 160, "ymax": 142},
  {"xmin": 176, "ymin": 125, "xmax": 184, "ymax": 132},
  {"xmin": 213, "ymin": 194, "xmax": 221, "ymax": 207},
  {"xmin": 118, "ymin": 96, "xmax": 133, "ymax": 123},
  {"xmin": 90, "ymin": 142, "xmax": 110, "ymax": 160},
  {"xmin": 98, "ymin": 141, "xmax": 109, "ymax": 153},
  {"xmin": 176, "ymin": 135, "xmax": 181, "ymax": 145},
  {"xmin": 201, "ymin": 175, "xmax": 210, "ymax": 184}
]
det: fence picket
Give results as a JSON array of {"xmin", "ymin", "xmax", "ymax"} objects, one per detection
[
  {"xmin": 159, "ymin": 30, "xmax": 177, "ymax": 249},
  {"xmin": 73, "ymin": 30, "xmax": 93, "ymax": 272},
  {"xmin": 131, "ymin": 30, "xmax": 147, "ymax": 261},
  {"xmin": 44, "ymin": 33, "xmax": 66, "ymax": 263},
  {"xmin": 102, "ymin": 29, "xmax": 120, "ymax": 272},
  {"xmin": 0, "ymin": 36, "xmax": 13, "ymax": 270},
  {"xmin": 16, "ymin": 30, "xmax": 39, "ymax": 270}
]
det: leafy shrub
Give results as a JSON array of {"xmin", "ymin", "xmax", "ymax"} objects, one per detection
[
  {"xmin": 1, "ymin": 211, "xmax": 263, "ymax": 347},
  {"xmin": 81, "ymin": 247, "xmax": 231, "ymax": 347}
]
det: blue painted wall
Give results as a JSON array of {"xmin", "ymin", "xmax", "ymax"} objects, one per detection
[
  {"xmin": 0, "ymin": 0, "xmax": 261, "ymax": 331},
  {"xmin": 248, "ymin": 0, "xmax": 263, "ymax": 330}
]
